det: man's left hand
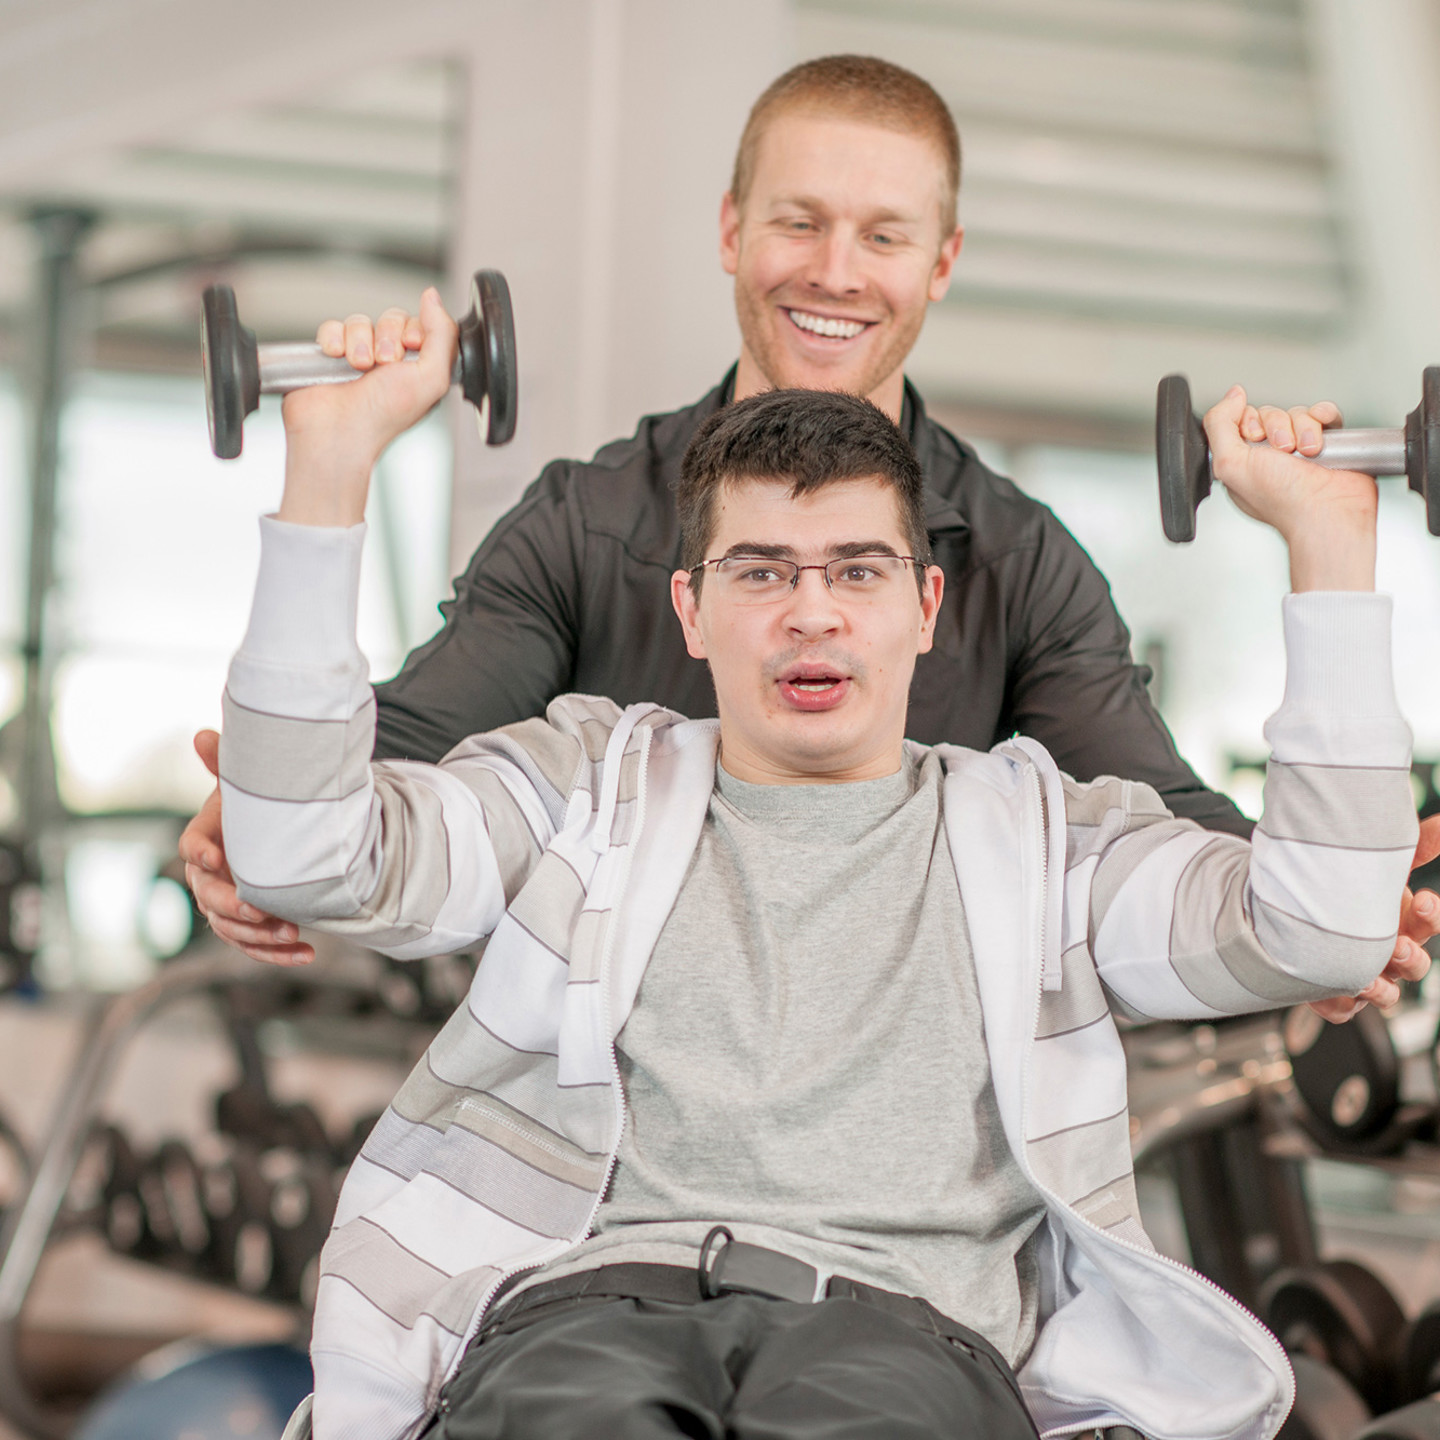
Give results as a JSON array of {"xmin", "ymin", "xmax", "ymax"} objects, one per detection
[{"xmin": 1309, "ymin": 814, "xmax": 1440, "ymax": 1022}]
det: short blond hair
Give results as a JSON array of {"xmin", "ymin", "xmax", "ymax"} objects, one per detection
[{"xmin": 730, "ymin": 55, "xmax": 961, "ymax": 230}]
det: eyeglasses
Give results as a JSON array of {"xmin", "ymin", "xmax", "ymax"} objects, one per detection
[{"xmin": 690, "ymin": 554, "xmax": 924, "ymax": 605}]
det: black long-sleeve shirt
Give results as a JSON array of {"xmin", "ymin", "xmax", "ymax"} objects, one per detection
[{"xmin": 373, "ymin": 370, "xmax": 1249, "ymax": 836}]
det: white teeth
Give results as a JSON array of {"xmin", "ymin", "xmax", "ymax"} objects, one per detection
[{"xmin": 788, "ymin": 309, "xmax": 867, "ymax": 340}]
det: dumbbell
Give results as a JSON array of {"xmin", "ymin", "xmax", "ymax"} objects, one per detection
[
  {"xmin": 1155, "ymin": 368, "xmax": 1440, "ymax": 542},
  {"xmin": 1400, "ymin": 1301, "xmax": 1440, "ymax": 1406},
  {"xmin": 1278, "ymin": 1354, "xmax": 1371, "ymax": 1440},
  {"xmin": 264, "ymin": 1150, "xmax": 336, "ymax": 1306},
  {"xmin": 1262, "ymin": 1259, "xmax": 1407, "ymax": 1414},
  {"xmin": 1355, "ymin": 1397, "xmax": 1440, "ymax": 1438},
  {"xmin": 201, "ymin": 269, "xmax": 517, "ymax": 459},
  {"xmin": 1282, "ymin": 1004, "xmax": 1437, "ymax": 1154}
]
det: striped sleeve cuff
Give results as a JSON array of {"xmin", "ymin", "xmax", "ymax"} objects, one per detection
[{"xmin": 238, "ymin": 516, "xmax": 368, "ymax": 669}]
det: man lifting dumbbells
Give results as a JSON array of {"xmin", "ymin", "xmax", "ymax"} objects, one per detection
[
  {"xmin": 218, "ymin": 307, "xmax": 1420, "ymax": 1440},
  {"xmin": 179, "ymin": 54, "xmax": 1439, "ymax": 1014}
]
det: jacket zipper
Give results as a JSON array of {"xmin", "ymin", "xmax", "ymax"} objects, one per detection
[
  {"xmin": 427, "ymin": 726, "xmax": 653, "ymax": 1417},
  {"xmin": 1019, "ymin": 760, "xmax": 1294, "ymax": 1440}
]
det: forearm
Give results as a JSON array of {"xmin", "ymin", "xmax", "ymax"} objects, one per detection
[
  {"xmin": 220, "ymin": 519, "xmax": 509, "ymax": 956},
  {"xmin": 1081, "ymin": 594, "xmax": 1415, "ymax": 1019}
]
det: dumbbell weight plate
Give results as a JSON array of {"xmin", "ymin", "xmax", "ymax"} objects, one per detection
[
  {"xmin": 201, "ymin": 285, "xmax": 260, "ymax": 460},
  {"xmin": 1355, "ymin": 1396, "xmax": 1440, "ymax": 1438},
  {"xmin": 1401, "ymin": 1301, "xmax": 1440, "ymax": 1405},
  {"xmin": 1407, "ymin": 367, "xmax": 1440, "ymax": 538},
  {"xmin": 1262, "ymin": 1259, "xmax": 1406, "ymax": 1414},
  {"xmin": 1284, "ymin": 1005, "xmax": 1401, "ymax": 1146},
  {"xmin": 265, "ymin": 1151, "xmax": 337, "ymax": 1306},
  {"xmin": 1156, "ymin": 374, "xmax": 1212, "ymax": 543},
  {"xmin": 1277, "ymin": 1354, "xmax": 1372, "ymax": 1440},
  {"xmin": 203, "ymin": 1147, "xmax": 275, "ymax": 1294},
  {"xmin": 459, "ymin": 270, "xmax": 517, "ymax": 447}
]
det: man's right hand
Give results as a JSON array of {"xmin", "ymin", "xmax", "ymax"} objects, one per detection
[{"xmin": 178, "ymin": 730, "xmax": 315, "ymax": 966}]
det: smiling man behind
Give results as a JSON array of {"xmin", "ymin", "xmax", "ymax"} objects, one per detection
[{"xmin": 218, "ymin": 283, "xmax": 1419, "ymax": 1438}]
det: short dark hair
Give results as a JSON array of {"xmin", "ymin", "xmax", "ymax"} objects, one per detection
[
  {"xmin": 731, "ymin": 55, "xmax": 961, "ymax": 231},
  {"xmin": 674, "ymin": 389, "xmax": 932, "ymax": 590}
]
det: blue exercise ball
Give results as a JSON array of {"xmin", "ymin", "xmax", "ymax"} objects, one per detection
[{"xmin": 74, "ymin": 1342, "xmax": 312, "ymax": 1440}]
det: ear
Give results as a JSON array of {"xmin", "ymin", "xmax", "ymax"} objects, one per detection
[
  {"xmin": 719, "ymin": 192, "xmax": 741, "ymax": 277},
  {"xmin": 927, "ymin": 224, "xmax": 965, "ymax": 303},
  {"xmin": 671, "ymin": 570, "xmax": 708, "ymax": 659},
  {"xmin": 915, "ymin": 565, "xmax": 945, "ymax": 654}
]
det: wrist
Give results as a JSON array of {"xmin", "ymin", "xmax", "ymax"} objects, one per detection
[
  {"xmin": 278, "ymin": 434, "xmax": 377, "ymax": 527},
  {"xmin": 1285, "ymin": 508, "xmax": 1377, "ymax": 592}
]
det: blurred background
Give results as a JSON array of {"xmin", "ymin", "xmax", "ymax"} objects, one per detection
[{"xmin": 0, "ymin": 2, "xmax": 1438, "ymax": 1438}]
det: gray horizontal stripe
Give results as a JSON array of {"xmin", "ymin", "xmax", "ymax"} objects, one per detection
[
  {"xmin": 427, "ymin": 1009, "xmax": 615, "ymax": 1154},
  {"xmin": 322, "ymin": 1219, "xmax": 452, "ymax": 1331},
  {"xmin": 1252, "ymin": 894, "xmax": 1394, "ymax": 984},
  {"xmin": 1027, "ymin": 1107, "xmax": 1134, "ymax": 1208},
  {"xmin": 1071, "ymin": 1172, "xmax": 1141, "ymax": 1232},
  {"xmin": 324, "ymin": 1219, "xmax": 500, "ymax": 1335},
  {"xmin": 390, "ymin": 1062, "xmax": 608, "ymax": 1183},
  {"xmin": 1199, "ymin": 853, "xmax": 1355, "ymax": 1006},
  {"xmin": 1030, "ymin": 1102, "xmax": 1129, "ymax": 1147},
  {"xmin": 1168, "ymin": 839, "xmax": 1276, "ymax": 1013},
  {"xmin": 506, "ymin": 852, "xmax": 588, "ymax": 962},
  {"xmin": 493, "ymin": 716, "xmax": 585, "ymax": 812},
  {"xmin": 362, "ymin": 780, "xmax": 452, "ymax": 931},
  {"xmin": 1088, "ymin": 823, "xmax": 1183, "ymax": 949},
  {"xmin": 1036, "ymin": 943, "xmax": 1109, "ymax": 1039},
  {"xmin": 364, "ymin": 1109, "xmax": 591, "ymax": 1239},
  {"xmin": 570, "ymin": 907, "xmax": 614, "ymax": 983},
  {"xmin": 221, "ymin": 689, "xmax": 375, "ymax": 803},
  {"xmin": 466, "ymin": 770, "xmax": 543, "ymax": 904},
  {"xmin": 1259, "ymin": 760, "xmax": 1417, "ymax": 851}
]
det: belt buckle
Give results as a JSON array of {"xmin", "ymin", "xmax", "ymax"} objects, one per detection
[{"xmin": 698, "ymin": 1225, "xmax": 820, "ymax": 1305}]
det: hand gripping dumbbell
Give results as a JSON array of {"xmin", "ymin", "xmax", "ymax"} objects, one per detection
[
  {"xmin": 201, "ymin": 270, "xmax": 517, "ymax": 459},
  {"xmin": 1155, "ymin": 368, "xmax": 1440, "ymax": 542}
]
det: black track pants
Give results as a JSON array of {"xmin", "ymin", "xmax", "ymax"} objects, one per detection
[{"xmin": 435, "ymin": 1293, "xmax": 1040, "ymax": 1440}]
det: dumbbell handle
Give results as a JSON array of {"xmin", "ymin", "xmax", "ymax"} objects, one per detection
[
  {"xmin": 257, "ymin": 343, "xmax": 463, "ymax": 395},
  {"xmin": 1291, "ymin": 426, "xmax": 1406, "ymax": 477}
]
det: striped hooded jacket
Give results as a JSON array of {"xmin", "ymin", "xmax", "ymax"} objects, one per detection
[{"xmin": 221, "ymin": 520, "xmax": 1417, "ymax": 1440}]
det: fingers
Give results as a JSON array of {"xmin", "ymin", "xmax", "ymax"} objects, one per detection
[
  {"xmin": 317, "ymin": 309, "xmax": 425, "ymax": 367},
  {"xmin": 1400, "ymin": 887, "xmax": 1440, "ymax": 946},
  {"xmin": 193, "ymin": 728, "xmax": 220, "ymax": 779},
  {"xmin": 374, "ymin": 306, "xmax": 411, "ymax": 363},
  {"xmin": 1249, "ymin": 402, "xmax": 1343, "ymax": 458},
  {"xmin": 1414, "ymin": 814, "xmax": 1440, "ymax": 872},
  {"xmin": 185, "ymin": 864, "xmax": 314, "ymax": 966},
  {"xmin": 1309, "ymin": 994, "xmax": 1365, "ymax": 1023},
  {"xmin": 178, "ymin": 788, "xmax": 227, "ymax": 876},
  {"xmin": 1384, "ymin": 933, "xmax": 1432, "ymax": 983}
]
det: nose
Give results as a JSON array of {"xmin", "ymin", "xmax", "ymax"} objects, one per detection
[
  {"xmin": 803, "ymin": 225, "xmax": 863, "ymax": 298},
  {"xmin": 780, "ymin": 567, "xmax": 844, "ymax": 639}
]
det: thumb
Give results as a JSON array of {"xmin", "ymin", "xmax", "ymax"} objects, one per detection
[
  {"xmin": 193, "ymin": 728, "xmax": 221, "ymax": 779},
  {"xmin": 1414, "ymin": 812, "xmax": 1440, "ymax": 873}
]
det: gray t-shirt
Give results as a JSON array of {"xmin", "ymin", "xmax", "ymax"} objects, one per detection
[{"xmin": 523, "ymin": 749, "xmax": 1046, "ymax": 1366}]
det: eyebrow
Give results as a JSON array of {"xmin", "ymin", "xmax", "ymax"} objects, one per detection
[
  {"xmin": 719, "ymin": 540, "xmax": 903, "ymax": 561},
  {"xmin": 768, "ymin": 195, "xmax": 923, "ymax": 227}
]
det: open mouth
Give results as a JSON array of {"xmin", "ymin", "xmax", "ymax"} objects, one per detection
[
  {"xmin": 785, "ymin": 308, "xmax": 872, "ymax": 342},
  {"xmin": 776, "ymin": 665, "xmax": 851, "ymax": 711}
]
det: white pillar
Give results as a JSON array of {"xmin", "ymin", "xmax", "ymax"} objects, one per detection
[
  {"xmin": 446, "ymin": 0, "xmax": 790, "ymax": 572},
  {"xmin": 1304, "ymin": 0, "xmax": 1440, "ymax": 420}
]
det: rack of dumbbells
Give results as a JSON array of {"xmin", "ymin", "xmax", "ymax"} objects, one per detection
[
  {"xmin": 0, "ymin": 943, "xmax": 476, "ymax": 1440},
  {"xmin": 1127, "ymin": 821, "xmax": 1440, "ymax": 1440}
]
